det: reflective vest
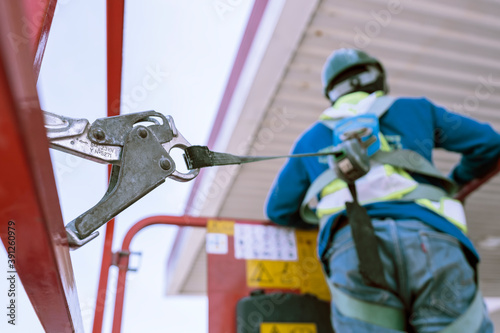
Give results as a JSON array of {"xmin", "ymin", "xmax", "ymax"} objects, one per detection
[{"xmin": 300, "ymin": 93, "xmax": 467, "ymax": 233}]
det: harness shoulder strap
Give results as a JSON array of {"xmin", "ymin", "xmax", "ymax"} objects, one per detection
[
  {"xmin": 372, "ymin": 150, "xmax": 458, "ymax": 195},
  {"xmin": 301, "ymin": 96, "xmax": 396, "ymax": 224},
  {"xmin": 369, "ymin": 95, "xmax": 396, "ymax": 118},
  {"xmin": 300, "ymin": 168, "xmax": 337, "ymax": 224}
]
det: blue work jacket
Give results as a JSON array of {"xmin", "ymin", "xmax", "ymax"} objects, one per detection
[{"xmin": 265, "ymin": 97, "xmax": 500, "ymax": 264}]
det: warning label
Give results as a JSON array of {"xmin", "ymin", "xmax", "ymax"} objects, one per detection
[
  {"xmin": 234, "ymin": 224, "xmax": 297, "ymax": 261},
  {"xmin": 247, "ymin": 260, "xmax": 301, "ymax": 289},
  {"xmin": 248, "ymin": 262, "xmax": 274, "ymax": 283},
  {"xmin": 260, "ymin": 322, "xmax": 317, "ymax": 333},
  {"xmin": 245, "ymin": 230, "xmax": 330, "ymax": 301},
  {"xmin": 207, "ymin": 220, "xmax": 234, "ymax": 235}
]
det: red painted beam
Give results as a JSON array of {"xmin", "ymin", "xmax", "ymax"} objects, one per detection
[
  {"xmin": 18, "ymin": 0, "xmax": 58, "ymax": 79},
  {"xmin": 92, "ymin": 1, "xmax": 126, "ymax": 332},
  {"xmin": 0, "ymin": 1, "xmax": 83, "ymax": 332},
  {"xmin": 106, "ymin": 0, "xmax": 125, "ymax": 118}
]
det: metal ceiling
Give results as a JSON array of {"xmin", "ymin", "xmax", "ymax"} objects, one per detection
[{"xmin": 176, "ymin": 0, "xmax": 500, "ymax": 310}]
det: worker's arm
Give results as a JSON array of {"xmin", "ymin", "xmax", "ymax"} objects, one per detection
[
  {"xmin": 265, "ymin": 123, "xmax": 331, "ymax": 228},
  {"xmin": 431, "ymin": 100, "xmax": 500, "ymax": 186},
  {"xmin": 265, "ymin": 153, "xmax": 314, "ymax": 228}
]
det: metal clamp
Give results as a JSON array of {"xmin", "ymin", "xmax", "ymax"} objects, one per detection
[
  {"xmin": 44, "ymin": 110, "xmax": 200, "ymax": 249},
  {"xmin": 162, "ymin": 116, "xmax": 199, "ymax": 182},
  {"xmin": 65, "ymin": 125, "xmax": 178, "ymax": 249}
]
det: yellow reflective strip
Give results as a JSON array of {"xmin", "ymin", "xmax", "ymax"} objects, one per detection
[
  {"xmin": 321, "ymin": 91, "xmax": 386, "ymax": 120},
  {"xmin": 383, "ymin": 163, "xmax": 395, "ymax": 176},
  {"xmin": 415, "ymin": 198, "xmax": 436, "ymax": 211},
  {"xmin": 379, "ymin": 133, "xmax": 391, "ymax": 152},
  {"xmin": 332, "ymin": 91, "xmax": 371, "ymax": 110},
  {"xmin": 398, "ymin": 168, "xmax": 414, "ymax": 181},
  {"xmin": 440, "ymin": 198, "xmax": 468, "ymax": 233},
  {"xmin": 316, "ymin": 206, "xmax": 344, "ymax": 218},
  {"xmin": 444, "ymin": 217, "xmax": 468, "ymax": 233},
  {"xmin": 415, "ymin": 199, "xmax": 468, "ymax": 233},
  {"xmin": 316, "ymin": 184, "xmax": 417, "ymax": 218},
  {"xmin": 320, "ymin": 179, "xmax": 346, "ymax": 198}
]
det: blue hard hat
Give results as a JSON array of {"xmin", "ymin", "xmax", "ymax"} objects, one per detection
[{"xmin": 321, "ymin": 49, "xmax": 385, "ymax": 98}]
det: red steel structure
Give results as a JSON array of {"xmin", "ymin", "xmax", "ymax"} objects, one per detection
[
  {"xmin": 1, "ymin": 0, "xmax": 499, "ymax": 332},
  {"xmin": 0, "ymin": 0, "xmax": 83, "ymax": 332},
  {"xmin": 110, "ymin": 216, "xmax": 210, "ymax": 333},
  {"xmin": 92, "ymin": 1, "xmax": 126, "ymax": 332}
]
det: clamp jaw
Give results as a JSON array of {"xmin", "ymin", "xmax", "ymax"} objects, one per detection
[{"xmin": 44, "ymin": 111, "xmax": 199, "ymax": 249}]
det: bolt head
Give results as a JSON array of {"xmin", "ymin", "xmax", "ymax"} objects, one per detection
[
  {"xmin": 137, "ymin": 127, "xmax": 148, "ymax": 138},
  {"xmin": 159, "ymin": 157, "xmax": 172, "ymax": 170},
  {"xmin": 92, "ymin": 128, "xmax": 105, "ymax": 141}
]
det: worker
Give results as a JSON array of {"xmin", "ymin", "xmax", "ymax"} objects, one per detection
[{"xmin": 265, "ymin": 48, "xmax": 500, "ymax": 332}]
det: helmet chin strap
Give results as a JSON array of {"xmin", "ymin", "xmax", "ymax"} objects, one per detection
[{"xmin": 328, "ymin": 66, "xmax": 382, "ymax": 102}]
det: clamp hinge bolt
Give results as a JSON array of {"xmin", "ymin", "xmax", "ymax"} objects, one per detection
[
  {"xmin": 159, "ymin": 157, "xmax": 172, "ymax": 170},
  {"xmin": 92, "ymin": 128, "xmax": 106, "ymax": 141}
]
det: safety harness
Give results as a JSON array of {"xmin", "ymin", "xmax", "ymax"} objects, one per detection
[
  {"xmin": 183, "ymin": 95, "xmax": 484, "ymax": 333},
  {"xmin": 300, "ymin": 96, "xmax": 458, "ymax": 225},
  {"xmin": 303, "ymin": 96, "xmax": 484, "ymax": 332}
]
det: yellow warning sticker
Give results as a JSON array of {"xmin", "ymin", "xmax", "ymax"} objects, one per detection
[
  {"xmin": 260, "ymin": 322, "xmax": 317, "ymax": 333},
  {"xmin": 295, "ymin": 230, "xmax": 331, "ymax": 301},
  {"xmin": 247, "ymin": 260, "xmax": 301, "ymax": 289},
  {"xmin": 246, "ymin": 230, "xmax": 330, "ymax": 301},
  {"xmin": 207, "ymin": 220, "xmax": 234, "ymax": 235}
]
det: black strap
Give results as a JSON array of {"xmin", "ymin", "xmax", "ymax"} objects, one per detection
[
  {"xmin": 183, "ymin": 145, "xmax": 341, "ymax": 170},
  {"xmin": 346, "ymin": 183, "xmax": 390, "ymax": 290}
]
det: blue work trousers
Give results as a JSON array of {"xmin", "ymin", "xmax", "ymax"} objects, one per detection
[{"xmin": 323, "ymin": 218, "xmax": 494, "ymax": 332}]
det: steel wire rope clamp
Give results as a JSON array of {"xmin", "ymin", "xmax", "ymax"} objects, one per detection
[{"xmin": 44, "ymin": 111, "xmax": 199, "ymax": 249}]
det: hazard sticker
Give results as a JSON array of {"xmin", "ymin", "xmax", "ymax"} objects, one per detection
[
  {"xmin": 246, "ymin": 260, "xmax": 301, "ymax": 289},
  {"xmin": 260, "ymin": 322, "xmax": 317, "ymax": 333},
  {"xmin": 245, "ymin": 230, "xmax": 331, "ymax": 301}
]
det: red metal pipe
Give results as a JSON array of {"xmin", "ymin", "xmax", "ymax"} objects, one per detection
[
  {"xmin": 454, "ymin": 158, "xmax": 500, "ymax": 202},
  {"xmin": 92, "ymin": 211, "xmax": 116, "ymax": 333},
  {"xmin": 92, "ymin": 1, "xmax": 125, "ymax": 332},
  {"xmin": 0, "ymin": 1, "xmax": 82, "ymax": 331},
  {"xmin": 111, "ymin": 216, "xmax": 208, "ymax": 333}
]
